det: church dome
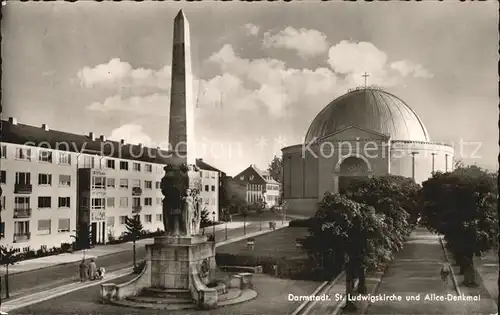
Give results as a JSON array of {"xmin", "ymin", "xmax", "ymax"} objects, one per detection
[{"xmin": 304, "ymin": 87, "xmax": 430, "ymax": 143}]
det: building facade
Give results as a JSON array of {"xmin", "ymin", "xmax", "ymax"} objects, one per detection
[
  {"xmin": 232, "ymin": 165, "xmax": 281, "ymax": 208},
  {"xmin": 0, "ymin": 118, "xmax": 222, "ymax": 250},
  {"xmin": 281, "ymin": 87, "xmax": 455, "ymax": 217}
]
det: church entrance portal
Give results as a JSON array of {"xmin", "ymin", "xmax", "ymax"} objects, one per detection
[{"xmin": 335, "ymin": 156, "xmax": 371, "ymax": 194}]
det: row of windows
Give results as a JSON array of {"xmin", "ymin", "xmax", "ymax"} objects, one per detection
[
  {"xmin": 2, "ymin": 146, "xmax": 73, "ymax": 165},
  {"xmin": 1, "ymin": 171, "xmax": 72, "ymax": 187},
  {"xmin": 101, "ymin": 177, "xmax": 160, "ymax": 189},
  {"xmin": 89, "ymin": 196, "xmax": 216, "ymax": 208},
  {"xmin": 107, "ymin": 214, "xmax": 163, "ymax": 226},
  {"xmin": 199, "ymin": 171, "xmax": 217, "ymax": 179},
  {"xmin": 0, "ymin": 145, "xmax": 165, "ymax": 173},
  {"xmin": 14, "ymin": 196, "xmax": 71, "ymax": 209},
  {"xmin": 98, "ymin": 196, "xmax": 158, "ymax": 208},
  {"xmin": 8, "ymin": 219, "xmax": 71, "ymax": 235}
]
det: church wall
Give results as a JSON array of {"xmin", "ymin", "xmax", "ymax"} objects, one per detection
[
  {"xmin": 282, "ymin": 152, "xmax": 293, "ymax": 199},
  {"xmin": 390, "ymin": 141, "xmax": 454, "ymax": 184},
  {"xmin": 304, "ymin": 150, "xmax": 319, "ymax": 198},
  {"xmin": 317, "ymin": 139, "xmax": 390, "ymax": 195},
  {"xmin": 290, "ymin": 153, "xmax": 304, "ymax": 198}
]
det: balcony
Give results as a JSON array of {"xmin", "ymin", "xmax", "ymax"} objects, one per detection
[
  {"xmin": 13, "ymin": 232, "xmax": 31, "ymax": 243},
  {"xmin": 132, "ymin": 205, "xmax": 142, "ymax": 213},
  {"xmin": 14, "ymin": 183, "xmax": 32, "ymax": 194},
  {"xmin": 132, "ymin": 187, "xmax": 142, "ymax": 196},
  {"xmin": 14, "ymin": 208, "xmax": 32, "ymax": 218}
]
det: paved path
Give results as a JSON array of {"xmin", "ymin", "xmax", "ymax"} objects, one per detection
[
  {"xmin": 0, "ymin": 223, "xmax": 289, "ymax": 313},
  {"xmin": 365, "ymin": 228, "xmax": 496, "ymax": 315}
]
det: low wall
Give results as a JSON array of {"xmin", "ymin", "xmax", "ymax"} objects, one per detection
[
  {"xmin": 189, "ymin": 265, "xmax": 218, "ymax": 309},
  {"xmin": 101, "ymin": 247, "xmax": 152, "ymax": 302}
]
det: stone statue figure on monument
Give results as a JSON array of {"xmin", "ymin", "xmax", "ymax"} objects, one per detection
[{"xmin": 161, "ymin": 163, "xmax": 202, "ymax": 237}]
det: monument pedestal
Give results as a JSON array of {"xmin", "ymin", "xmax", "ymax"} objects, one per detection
[{"xmin": 149, "ymin": 235, "xmax": 216, "ymax": 290}]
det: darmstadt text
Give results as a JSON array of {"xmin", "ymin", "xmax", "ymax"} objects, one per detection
[{"xmin": 288, "ymin": 293, "xmax": 480, "ymax": 303}]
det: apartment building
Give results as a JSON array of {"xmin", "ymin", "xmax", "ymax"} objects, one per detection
[
  {"xmin": 0, "ymin": 117, "xmax": 221, "ymax": 250},
  {"xmin": 196, "ymin": 158, "xmax": 222, "ymax": 222},
  {"xmin": 232, "ymin": 164, "xmax": 281, "ymax": 207}
]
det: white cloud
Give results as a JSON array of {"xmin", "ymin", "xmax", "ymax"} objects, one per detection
[
  {"xmin": 244, "ymin": 23, "xmax": 260, "ymax": 36},
  {"xmin": 327, "ymin": 40, "xmax": 433, "ymax": 86},
  {"xmin": 87, "ymin": 93, "xmax": 169, "ymax": 116},
  {"xmin": 77, "ymin": 58, "xmax": 171, "ymax": 89},
  {"xmin": 108, "ymin": 124, "xmax": 153, "ymax": 147},
  {"xmin": 263, "ymin": 27, "xmax": 329, "ymax": 59},
  {"xmin": 390, "ymin": 60, "xmax": 434, "ymax": 79}
]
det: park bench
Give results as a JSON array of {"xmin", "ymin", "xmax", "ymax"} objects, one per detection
[
  {"xmin": 295, "ymin": 238, "xmax": 304, "ymax": 250},
  {"xmin": 246, "ymin": 238, "xmax": 255, "ymax": 250}
]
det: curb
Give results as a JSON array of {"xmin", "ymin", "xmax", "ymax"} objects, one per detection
[
  {"xmin": 299, "ymin": 270, "xmax": 346, "ymax": 315},
  {"xmin": 290, "ymin": 280, "xmax": 329, "ymax": 315},
  {"xmin": 438, "ymin": 236, "xmax": 461, "ymax": 295},
  {"xmin": 1, "ymin": 267, "xmax": 133, "ymax": 313},
  {"xmin": 358, "ymin": 269, "xmax": 386, "ymax": 315}
]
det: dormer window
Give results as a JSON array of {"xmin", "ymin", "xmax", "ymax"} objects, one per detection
[
  {"xmin": 249, "ymin": 175, "xmax": 254, "ymax": 180},
  {"xmin": 240, "ymin": 176, "xmax": 244, "ymax": 180}
]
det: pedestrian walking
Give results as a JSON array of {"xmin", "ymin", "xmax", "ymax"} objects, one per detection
[
  {"xmin": 440, "ymin": 262, "xmax": 451, "ymax": 285},
  {"xmin": 79, "ymin": 259, "xmax": 88, "ymax": 282},
  {"xmin": 88, "ymin": 258, "xmax": 97, "ymax": 280}
]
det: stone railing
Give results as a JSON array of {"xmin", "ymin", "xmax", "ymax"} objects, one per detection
[
  {"xmin": 229, "ymin": 272, "xmax": 254, "ymax": 290},
  {"xmin": 101, "ymin": 249, "xmax": 152, "ymax": 303},
  {"xmin": 189, "ymin": 265, "xmax": 218, "ymax": 309}
]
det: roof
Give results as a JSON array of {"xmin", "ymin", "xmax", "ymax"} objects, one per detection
[
  {"xmin": 196, "ymin": 158, "xmax": 226, "ymax": 175},
  {"xmin": 304, "ymin": 87, "xmax": 430, "ymax": 143},
  {"xmin": 0, "ymin": 119, "xmax": 224, "ymax": 172},
  {"xmin": 246, "ymin": 165, "xmax": 280, "ymax": 185}
]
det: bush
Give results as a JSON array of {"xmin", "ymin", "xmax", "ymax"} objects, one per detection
[
  {"xmin": 288, "ymin": 219, "xmax": 312, "ymax": 228},
  {"xmin": 133, "ymin": 260, "xmax": 146, "ymax": 274},
  {"xmin": 61, "ymin": 243, "xmax": 72, "ymax": 253}
]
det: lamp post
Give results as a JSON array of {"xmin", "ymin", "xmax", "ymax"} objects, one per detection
[
  {"xmin": 224, "ymin": 208, "xmax": 228, "ymax": 240},
  {"xmin": 212, "ymin": 211, "xmax": 216, "ymax": 242}
]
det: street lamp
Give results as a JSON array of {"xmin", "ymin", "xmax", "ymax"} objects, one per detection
[
  {"xmin": 224, "ymin": 208, "xmax": 228, "ymax": 240},
  {"xmin": 212, "ymin": 211, "xmax": 216, "ymax": 242}
]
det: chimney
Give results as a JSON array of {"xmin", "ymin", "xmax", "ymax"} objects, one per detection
[
  {"xmin": 8, "ymin": 117, "xmax": 17, "ymax": 125},
  {"xmin": 100, "ymin": 135, "xmax": 106, "ymax": 141},
  {"xmin": 41, "ymin": 124, "xmax": 49, "ymax": 131},
  {"xmin": 89, "ymin": 132, "xmax": 95, "ymax": 141},
  {"xmin": 120, "ymin": 139, "xmax": 125, "ymax": 145}
]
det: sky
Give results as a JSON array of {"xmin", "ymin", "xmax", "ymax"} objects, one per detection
[{"xmin": 2, "ymin": 1, "xmax": 498, "ymax": 176}]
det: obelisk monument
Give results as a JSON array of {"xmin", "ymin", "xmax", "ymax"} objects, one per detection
[
  {"xmin": 168, "ymin": 9, "xmax": 195, "ymax": 166},
  {"xmin": 155, "ymin": 8, "xmax": 215, "ymax": 299}
]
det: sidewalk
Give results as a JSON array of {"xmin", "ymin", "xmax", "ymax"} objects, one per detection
[
  {"xmin": 1, "ymin": 222, "xmax": 289, "ymax": 313},
  {"xmin": 474, "ymin": 249, "xmax": 499, "ymax": 310},
  {"xmin": 364, "ymin": 229, "xmax": 496, "ymax": 315},
  {"xmin": 3, "ymin": 221, "xmax": 249, "ymax": 275}
]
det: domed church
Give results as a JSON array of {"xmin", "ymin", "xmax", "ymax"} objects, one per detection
[{"xmin": 281, "ymin": 86, "xmax": 454, "ymax": 216}]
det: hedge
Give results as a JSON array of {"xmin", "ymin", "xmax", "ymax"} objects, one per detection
[
  {"xmin": 288, "ymin": 218, "xmax": 313, "ymax": 228},
  {"xmin": 215, "ymin": 252, "xmax": 335, "ymax": 281}
]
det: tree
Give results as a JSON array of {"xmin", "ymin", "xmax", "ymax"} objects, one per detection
[
  {"xmin": 71, "ymin": 222, "xmax": 92, "ymax": 251},
  {"xmin": 346, "ymin": 175, "xmax": 421, "ymax": 227},
  {"xmin": 267, "ymin": 155, "xmax": 283, "ymax": 183},
  {"xmin": 124, "ymin": 216, "xmax": 144, "ymax": 268},
  {"xmin": 304, "ymin": 193, "xmax": 388, "ymax": 310},
  {"xmin": 240, "ymin": 204, "xmax": 249, "ymax": 235},
  {"xmin": 200, "ymin": 207, "xmax": 212, "ymax": 228},
  {"xmin": 0, "ymin": 246, "xmax": 21, "ymax": 298},
  {"xmin": 420, "ymin": 170, "xmax": 498, "ymax": 287}
]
